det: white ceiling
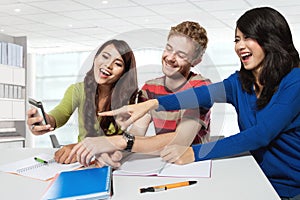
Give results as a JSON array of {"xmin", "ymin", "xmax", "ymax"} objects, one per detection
[{"xmin": 0, "ymin": 0, "xmax": 299, "ymax": 54}]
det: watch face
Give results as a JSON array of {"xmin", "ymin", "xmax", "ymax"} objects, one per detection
[{"xmin": 124, "ymin": 132, "xmax": 134, "ymax": 140}]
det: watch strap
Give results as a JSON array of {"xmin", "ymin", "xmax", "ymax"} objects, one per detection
[{"xmin": 123, "ymin": 132, "xmax": 135, "ymax": 152}]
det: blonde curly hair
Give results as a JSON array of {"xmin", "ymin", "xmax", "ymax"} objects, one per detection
[{"xmin": 168, "ymin": 21, "xmax": 208, "ymax": 59}]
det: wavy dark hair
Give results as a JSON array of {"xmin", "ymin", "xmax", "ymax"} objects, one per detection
[
  {"xmin": 83, "ymin": 39, "xmax": 138, "ymax": 137},
  {"xmin": 237, "ymin": 7, "xmax": 299, "ymax": 109}
]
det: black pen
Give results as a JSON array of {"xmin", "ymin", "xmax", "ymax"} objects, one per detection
[
  {"xmin": 34, "ymin": 157, "xmax": 48, "ymax": 164},
  {"xmin": 140, "ymin": 181, "xmax": 197, "ymax": 193}
]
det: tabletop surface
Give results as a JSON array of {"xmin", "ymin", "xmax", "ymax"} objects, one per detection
[{"xmin": 0, "ymin": 148, "xmax": 281, "ymax": 200}]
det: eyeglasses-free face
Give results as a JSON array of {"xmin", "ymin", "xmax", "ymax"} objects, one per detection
[
  {"xmin": 161, "ymin": 34, "xmax": 197, "ymax": 79},
  {"xmin": 94, "ymin": 44, "xmax": 125, "ymax": 86}
]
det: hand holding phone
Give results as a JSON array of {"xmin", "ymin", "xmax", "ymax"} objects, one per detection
[{"xmin": 28, "ymin": 98, "xmax": 48, "ymax": 125}]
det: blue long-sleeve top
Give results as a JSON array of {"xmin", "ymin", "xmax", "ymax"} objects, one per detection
[{"xmin": 157, "ymin": 68, "xmax": 300, "ymax": 198}]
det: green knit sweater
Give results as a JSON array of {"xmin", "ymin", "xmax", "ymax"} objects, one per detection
[{"xmin": 49, "ymin": 82, "xmax": 121, "ymax": 142}]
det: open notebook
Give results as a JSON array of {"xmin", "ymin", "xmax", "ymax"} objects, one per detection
[
  {"xmin": 113, "ymin": 153, "xmax": 212, "ymax": 178},
  {"xmin": 0, "ymin": 153, "xmax": 82, "ymax": 181}
]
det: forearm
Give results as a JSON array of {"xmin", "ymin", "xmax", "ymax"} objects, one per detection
[
  {"xmin": 132, "ymin": 132, "xmax": 177, "ymax": 154},
  {"xmin": 171, "ymin": 118, "xmax": 202, "ymax": 146},
  {"xmin": 107, "ymin": 132, "xmax": 177, "ymax": 154},
  {"xmin": 145, "ymin": 99, "xmax": 159, "ymax": 111},
  {"xmin": 157, "ymin": 84, "xmax": 217, "ymax": 111},
  {"xmin": 109, "ymin": 127, "xmax": 197, "ymax": 155},
  {"xmin": 128, "ymin": 114, "xmax": 151, "ymax": 136}
]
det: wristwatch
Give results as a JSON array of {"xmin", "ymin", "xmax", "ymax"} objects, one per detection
[{"xmin": 123, "ymin": 131, "xmax": 135, "ymax": 152}]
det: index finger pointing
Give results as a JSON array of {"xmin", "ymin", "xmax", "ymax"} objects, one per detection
[
  {"xmin": 98, "ymin": 106, "xmax": 129, "ymax": 117},
  {"xmin": 97, "ymin": 110, "xmax": 115, "ymax": 116}
]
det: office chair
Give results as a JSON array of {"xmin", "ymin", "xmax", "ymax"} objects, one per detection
[{"xmin": 49, "ymin": 134, "xmax": 62, "ymax": 148}]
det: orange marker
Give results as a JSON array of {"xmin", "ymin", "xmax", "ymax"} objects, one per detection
[{"xmin": 140, "ymin": 181, "xmax": 197, "ymax": 193}]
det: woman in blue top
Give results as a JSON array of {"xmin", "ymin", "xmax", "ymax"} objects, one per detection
[{"xmin": 99, "ymin": 7, "xmax": 300, "ymax": 199}]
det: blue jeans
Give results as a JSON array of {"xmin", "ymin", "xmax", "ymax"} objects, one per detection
[{"xmin": 281, "ymin": 194, "xmax": 300, "ymax": 200}]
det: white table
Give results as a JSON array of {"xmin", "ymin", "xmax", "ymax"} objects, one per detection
[{"xmin": 0, "ymin": 148, "xmax": 280, "ymax": 200}]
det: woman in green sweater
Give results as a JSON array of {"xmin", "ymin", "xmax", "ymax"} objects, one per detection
[{"xmin": 27, "ymin": 39, "xmax": 138, "ymax": 164}]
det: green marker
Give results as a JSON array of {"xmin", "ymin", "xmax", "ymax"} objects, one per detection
[{"xmin": 34, "ymin": 157, "xmax": 48, "ymax": 164}]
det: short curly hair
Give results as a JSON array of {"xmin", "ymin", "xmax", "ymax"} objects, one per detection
[{"xmin": 168, "ymin": 21, "xmax": 208, "ymax": 59}]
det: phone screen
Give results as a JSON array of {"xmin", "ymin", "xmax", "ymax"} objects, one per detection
[{"xmin": 28, "ymin": 98, "xmax": 48, "ymax": 125}]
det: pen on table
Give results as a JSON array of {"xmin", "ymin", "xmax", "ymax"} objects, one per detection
[
  {"xmin": 34, "ymin": 157, "xmax": 48, "ymax": 164},
  {"xmin": 140, "ymin": 180, "xmax": 197, "ymax": 193},
  {"xmin": 158, "ymin": 161, "xmax": 168, "ymax": 174}
]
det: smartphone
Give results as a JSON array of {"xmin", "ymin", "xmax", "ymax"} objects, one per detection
[{"xmin": 28, "ymin": 98, "xmax": 48, "ymax": 125}]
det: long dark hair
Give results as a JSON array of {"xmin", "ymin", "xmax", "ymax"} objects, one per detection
[
  {"xmin": 83, "ymin": 39, "xmax": 138, "ymax": 137},
  {"xmin": 237, "ymin": 7, "xmax": 299, "ymax": 109}
]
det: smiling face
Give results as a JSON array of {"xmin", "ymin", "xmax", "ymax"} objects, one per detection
[
  {"xmin": 234, "ymin": 28, "xmax": 265, "ymax": 77},
  {"xmin": 93, "ymin": 44, "xmax": 125, "ymax": 87},
  {"xmin": 162, "ymin": 34, "xmax": 197, "ymax": 79}
]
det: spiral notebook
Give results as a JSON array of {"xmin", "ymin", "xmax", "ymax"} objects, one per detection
[{"xmin": 0, "ymin": 153, "xmax": 82, "ymax": 181}]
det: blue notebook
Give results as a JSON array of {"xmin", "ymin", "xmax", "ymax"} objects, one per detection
[{"xmin": 43, "ymin": 167, "xmax": 112, "ymax": 200}]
